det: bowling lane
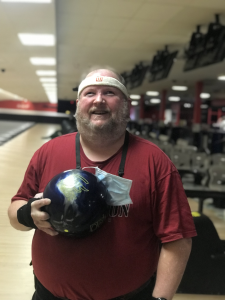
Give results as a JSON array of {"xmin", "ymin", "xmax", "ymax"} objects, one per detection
[
  {"xmin": 0, "ymin": 123, "xmax": 60, "ymax": 300},
  {"xmin": 0, "ymin": 120, "xmax": 35, "ymax": 146}
]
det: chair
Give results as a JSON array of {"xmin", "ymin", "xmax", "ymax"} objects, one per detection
[
  {"xmin": 208, "ymin": 165, "xmax": 225, "ymax": 192},
  {"xmin": 191, "ymin": 152, "xmax": 210, "ymax": 175},
  {"xmin": 170, "ymin": 151, "xmax": 192, "ymax": 171},
  {"xmin": 210, "ymin": 153, "xmax": 225, "ymax": 166},
  {"xmin": 178, "ymin": 213, "xmax": 225, "ymax": 295}
]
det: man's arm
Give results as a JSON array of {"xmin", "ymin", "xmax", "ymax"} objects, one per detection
[
  {"xmin": 8, "ymin": 200, "xmax": 31, "ymax": 231},
  {"xmin": 152, "ymin": 238, "xmax": 192, "ymax": 300},
  {"xmin": 8, "ymin": 197, "xmax": 58, "ymax": 236}
]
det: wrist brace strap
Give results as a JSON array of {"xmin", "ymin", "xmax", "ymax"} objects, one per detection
[{"xmin": 17, "ymin": 198, "xmax": 41, "ymax": 229}]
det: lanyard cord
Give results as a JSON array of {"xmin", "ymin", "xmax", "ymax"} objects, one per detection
[{"xmin": 75, "ymin": 131, "xmax": 129, "ymax": 177}]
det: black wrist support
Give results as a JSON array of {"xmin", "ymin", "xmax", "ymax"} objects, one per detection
[{"xmin": 17, "ymin": 197, "xmax": 41, "ymax": 229}]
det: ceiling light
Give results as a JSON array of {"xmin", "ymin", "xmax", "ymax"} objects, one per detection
[
  {"xmin": 42, "ymin": 83, "xmax": 56, "ymax": 87},
  {"xmin": 1, "ymin": 0, "xmax": 51, "ymax": 2},
  {"xmin": 201, "ymin": 104, "xmax": 208, "ymax": 109},
  {"xmin": 0, "ymin": 88, "xmax": 26, "ymax": 100},
  {"xmin": 200, "ymin": 93, "xmax": 210, "ymax": 99},
  {"xmin": 172, "ymin": 85, "xmax": 188, "ymax": 91},
  {"xmin": 218, "ymin": 75, "xmax": 225, "ymax": 81},
  {"xmin": 36, "ymin": 70, "xmax": 56, "ymax": 76},
  {"xmin": 18, "ymin": 34, "xmax": 55, "ymax": 46},
  {"xmin": 130, "ymin": 94, "xmax": 141, "ymax": 100},
  {"xmin": 45, "ymin": 91, "xmax": 57, "ymax": 103},
  {"xmin": 146, "ymin": 91, "xmax": 159, "ymax": 96},
  {"xmin": 131, "ymin": 101, "xmax": 139, "ymax": 106},
  {"xmin": 39, "ymin": 77, "xmax": 56, "ymax": 83},
  {"xmin": 169, "ymin": 96, "xmax": 180, "ymax": 101},
  {"xmin": 184, "ymin": 103, "xmax": 192, "ymax": 108},
  {"xmin": 150, "ymin": 98, "xmax": 161, "ymax": 104},
  {"xmin": 44, "ymin": 87, "xmax": 56, "ymax": 91},
  {"xmin": 30, "ymin": 57, "xmax": 56, "ymax": 65}
]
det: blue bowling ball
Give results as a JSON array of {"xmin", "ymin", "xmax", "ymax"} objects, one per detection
[{"xmin": 42, "ymin": 169, "xmax": 110, "ymax": 237}]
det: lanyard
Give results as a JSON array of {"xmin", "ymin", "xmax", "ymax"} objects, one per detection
[{"xmin": 75, "ymin": 131, "xmax": 129, "ymax": 177}]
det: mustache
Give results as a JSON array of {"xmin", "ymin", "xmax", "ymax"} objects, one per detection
[{"xmin": 88, "ymin": 107, "xmax": 110, "ymax": 114}]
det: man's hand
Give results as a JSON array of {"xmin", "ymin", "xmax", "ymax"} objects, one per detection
[{"xmin": 31, "ymin": 198, "xmax": 58, "ymax": 236}]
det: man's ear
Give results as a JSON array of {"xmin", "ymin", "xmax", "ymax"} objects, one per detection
[{"xmin": 76, "ymin": 99, "xmax": 79, "ymax": 105}]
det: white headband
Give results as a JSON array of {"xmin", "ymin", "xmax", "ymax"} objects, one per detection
[{"xmin": 77, "ymin": 75, "xmax": 129, "ymax": 99}]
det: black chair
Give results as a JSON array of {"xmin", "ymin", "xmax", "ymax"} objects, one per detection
[{"xmin": 178, "ymin": 213, "xmax": 225, "ymax": 295}]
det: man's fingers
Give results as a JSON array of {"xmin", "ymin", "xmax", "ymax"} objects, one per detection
[
  {"xmin": 34, "ymin": 192, "xmax": 43, "ymax": 199},
  {"xmin": 34, "ymin": 219, "xmax": 52, "ymax": 229},
  {"xmin": 31, "ymin": 198, "xmax": 51, "ymax": 209},
  {"xmin": 39, "ymin": 227, "xmax": 58, "ymax": 236},
  {"xmin": 31, "ymin": 210, "xmax": 50, "ymax": 221}
]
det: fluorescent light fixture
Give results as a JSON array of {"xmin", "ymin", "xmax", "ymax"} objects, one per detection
[
  {"xmin": 172, "ymin": 85, "xmax": 188, "ymax": 91},
  {"xmin": 18, "ymin": 34, "xmax": 55, "ymax": 46},
  {"xmin": 0, "ymin": 88, "xmax": 26, "ymax": 100},
  {"xmin": 146, "ymin": 91, "xmax": 159, "ymax": 96},
  {"xmin": 184, "ymin": 103, "xmax": 192, "ymax": 108},
  {"xmin": 201, "ymin": 104, "xmax": 208, "ymax": 109},
  {"xmin": 36, "ymin": 70, "xmax": 56, "ymax": 76},
  {"xmin": 169, "ymin": 96, "xmax": 180, "ymax": 101},
  {"xmin": 200, "ymin": 93, "xmax": 210, "ymax": 99},
  {"xmin": 39, "ymin": 77, "xmax": 57, "ymax": 83},
  {"xmin": 130, "ymin": 94, "xmax": 141, "ymax": 100},
  {"xmin": 218, "ymin": 75, "xmax": 225, "ymax": 81},
  {"xmin": 30, "ymin": 57, "xmax": 56, "ymax": 65},
  {"xmin": 131, "ymin": 101, "xmax": 139, "ymax": 106},
  {"xmin": 44, "ymin": 87, "xmax": 56, "ymax": 92},
  {"xmin": 1, "ymin": 0, "xmax": 51, "ymax": 2},
  {"xmin": 42, "ymin": 85, "xmax": 56, "ymax": 89},
  {"xmin": 45, "ymin": 90, "xmax": 57, "ymax": 103},
  {"xmin": 150, "ymin": 98, "xmax": 160, "ymax": 104},
  {"xmin": 42, "ymin": 83, "xmax": 56, "ymax": 87}
]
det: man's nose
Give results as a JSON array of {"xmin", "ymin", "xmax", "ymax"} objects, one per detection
[{"xmin": 93, "ymin": 93, "xmax": 105, "ymax": 103}]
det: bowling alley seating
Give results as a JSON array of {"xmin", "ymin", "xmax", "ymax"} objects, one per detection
[
  {"xmin": 191, "ymin": 152, "xmax": 209, "ymax": 173},
  {"xmin": 189, "ymin": 152, "xmax": 210, "ymax": 184},
  {"xmin": 170, "ymin": 151, "xmax": 192, "ymax": 171},
  {"xmin": 184, "ymin": 163, "xmax": 225, "ymax": 212},
  {"xmin": 178, "ymin": 212, "xmax": 225, "ymax": 295},
  {"xmin": 210, "ymin": 153, "xmax": 225, "ymax": 166},
  {"xmin": 208, "ymin": 165, "xmax": 225, "ymax": 192},
  {"xmin": 160, "ymin": 142, "xmax": 173, "ymax": 158},
  {"xmin": 61, "ymin": 119, "xmax": 77, "ymax": 135}
]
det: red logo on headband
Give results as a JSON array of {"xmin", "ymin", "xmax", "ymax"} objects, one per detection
[{"xmin": 96, "ymin": 76, "xmax": 103, "ymax": 82}]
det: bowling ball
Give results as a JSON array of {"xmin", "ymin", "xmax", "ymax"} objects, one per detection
[{"xmin": 42, "ymin": 169, "xmax": 110, "ymax": 237}]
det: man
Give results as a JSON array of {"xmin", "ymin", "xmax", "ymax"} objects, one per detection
[{"xmin": 8, "ymin": 68, "xmax": 196, "ymax": 300}]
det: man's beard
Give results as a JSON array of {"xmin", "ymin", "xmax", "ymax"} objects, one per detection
[{"xmin": 75, "ymin": 101, "xmax": 130, "ymax": 143}]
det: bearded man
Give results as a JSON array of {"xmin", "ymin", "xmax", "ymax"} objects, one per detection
[{"xmin": 8, "ymin": 68, "xmax": 196, "ymax": 300}]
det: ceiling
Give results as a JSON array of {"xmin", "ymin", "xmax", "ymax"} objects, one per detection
[{"xmin": 0, "ymin": 0, "xmax": 225, "ymax": 104}]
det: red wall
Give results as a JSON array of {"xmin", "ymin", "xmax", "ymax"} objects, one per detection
[{"xmin": 0, "ymin": 100, "xmax": 57, "ymax": 112}]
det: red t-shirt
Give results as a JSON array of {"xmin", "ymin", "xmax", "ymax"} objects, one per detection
[{"xmin": 12, "ymin": 132, "xmax": 196, "ymax": 300}]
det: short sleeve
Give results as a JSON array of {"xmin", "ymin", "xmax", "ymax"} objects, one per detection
[
  {"xmin": 152, "ymin": 171, "xmax": 197, "ymax": 243},
  {"xmin": 11, "ymin": 150, "xmax": 40, "ymax": 202}
]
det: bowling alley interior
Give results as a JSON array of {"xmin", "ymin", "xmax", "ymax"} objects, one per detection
[{"xmin": 1, "ymin": 0, "xmax": 225, "ymax": 299}]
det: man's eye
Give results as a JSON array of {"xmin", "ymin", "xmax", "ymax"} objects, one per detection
[
  {"xmin": 106, "ymin": 91, "xmax": 114, "ymax": 95},
  {"xmin": 86, "ymin": 92, "xmax": 94, "ymax": 96}
]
